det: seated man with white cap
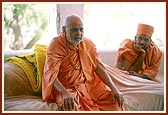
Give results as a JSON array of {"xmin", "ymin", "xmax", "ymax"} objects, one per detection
[{"xmin": 116, "ymin": 23, "xmax": 162, "ymax": 82}]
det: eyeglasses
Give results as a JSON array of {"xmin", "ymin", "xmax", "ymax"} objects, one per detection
[
  {"xmin": 136, "ymin": 35, "xmax": 151, "ymax": 42},
  {"xmin": 70, "ymin": 27, "xmax": 84, "ymax": 33}
]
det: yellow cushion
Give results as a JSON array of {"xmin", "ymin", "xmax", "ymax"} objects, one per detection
[
  {"xmin": 33, "ymin": 44, "xmax": 48, "ymax": 93},
  {"xmin": 6, "ymin": 44, "xmax": 48, "ymax": 94}
]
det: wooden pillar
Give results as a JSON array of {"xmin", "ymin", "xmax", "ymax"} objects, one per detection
[{"xmin": 56, "ymin": 4, "xmax": 84, "ymax": 33}]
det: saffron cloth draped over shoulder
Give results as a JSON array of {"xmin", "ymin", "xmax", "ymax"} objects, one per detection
[
  {"xmin": 117, "ymin": 39, "xmax": 162, "ymax": 81},
  {"xmin": 42, "ymin": 32, "xmax": 121, "ymax": 111}
]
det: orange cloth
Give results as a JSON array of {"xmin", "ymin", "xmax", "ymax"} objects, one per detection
[
  {"xmin": 42, "ymin": 32, "xmax": 121, "ymax": 111},
  {"xmin": 136, "ymin": 23, "xmax": 154, "ymax": 37},
  {"xmin": 117, "ymin": 39, "xmax": 162, "ymax": 81}
]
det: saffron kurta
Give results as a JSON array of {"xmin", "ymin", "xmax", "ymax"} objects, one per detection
[
  {"xmin": 117, "ymin": 39, "xmax": 162, "ymax": 81},
  {"xmin": 42, "ymin": 32, "xmax": 121, "ymax": 111}
]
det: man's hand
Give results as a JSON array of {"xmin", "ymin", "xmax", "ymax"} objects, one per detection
[
  {"xmin": 129, "ymin": 71, "xmax": 139, "ymax": 76},
  {"xmin": 129, "ymin": 71, "xmax": 143, "ymax": 78},
  {"xmin": 111, "ymin": 90, "xmax": 124, "ymax": 107},
  {"xmin": 129, "ymin": 71, "xmax": 151, "ymax": 80},
  {"xmin": 61, "ymin": 90, "xmax": 77, "ymax": 111},
  {"xmin": 134, "ymin": 44, "xmax": 146, "ymax": 53}
]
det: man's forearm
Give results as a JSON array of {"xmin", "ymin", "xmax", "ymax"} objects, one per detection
[
  {"xmin": 54, "ymin": 77, "xmax": 67, "ymax": 94},
  {"xmin": 130, "ymin": 52, "xmax": 145, "ymax": 72},
  {"xmin": 95, "ymin": 63, "xmax": 118, "ymax": 91}
]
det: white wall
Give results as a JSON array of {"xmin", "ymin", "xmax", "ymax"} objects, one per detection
[{"xmin": 57, "ymin": 4, "xmax": 84, "ymax": 32}]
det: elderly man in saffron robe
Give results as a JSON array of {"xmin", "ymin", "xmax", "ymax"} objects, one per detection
[
  {"xmin": 42, "ymin": 14, "xmax": 123, "ymax": 111},
  {"xmin": 116, "ymin": 23, "xmax": 162, "ymax": 82}
]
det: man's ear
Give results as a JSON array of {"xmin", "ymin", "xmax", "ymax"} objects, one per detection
[
  {"xmin": 134, "ymin": 36, "xmax": 138, "ymax": 44},
  {"xmin": 62, "ymin": 26, "xmax": 66, "ymax": 33},
  {"xmin": 134, "ymin": 35, "xmax": 136, "ymax": 40}
]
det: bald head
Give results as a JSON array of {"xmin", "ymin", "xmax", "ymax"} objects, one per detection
[
  {"xmin": 63, "ymin": 14, "xmax": 83, "ymax": 27},
  {"xmin": 62, "ymin": 14, "xmax": 84, "ymax": 46}
]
